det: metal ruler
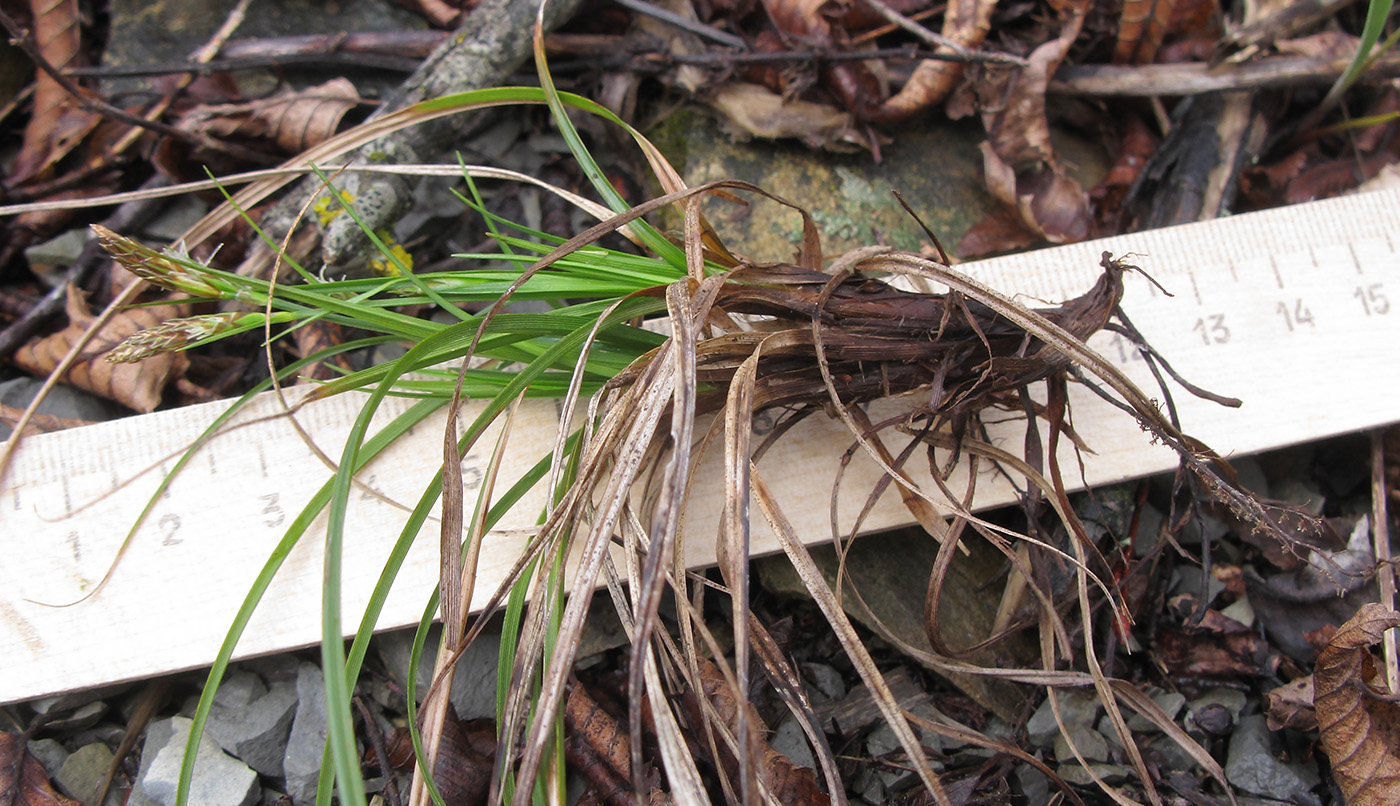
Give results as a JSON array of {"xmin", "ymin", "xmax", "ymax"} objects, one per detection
[{"xmin": 2, "ymin": 189, "xmax": 1398, "ymax": 703}]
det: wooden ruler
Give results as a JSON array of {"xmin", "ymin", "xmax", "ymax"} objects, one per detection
[{"xmin": 2, "ymin": 189, "xmax": 1398, "ymax": 703}]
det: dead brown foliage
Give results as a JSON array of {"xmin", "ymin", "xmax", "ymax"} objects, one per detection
[
  {"xmin": 11, "ymin": 286, "xmax": 189, "ymax": 413},
  {"xmin": 1314, "ymin": 604, "xmax": 1400, "ymax": 806},
  {"xmin": 0, "ymin": 732, "xmax": 80, "ymax": 806}
]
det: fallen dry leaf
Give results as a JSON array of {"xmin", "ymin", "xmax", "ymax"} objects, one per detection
[
  {"xmin": 1113, "ymin": 0, "xmax": 1175, "ymax": 64},
  {"xmin": 7, "ymin": 0, "xmax": 101, "ymax": 186},
  {"xmin": 11, "ymin": 286, "xmax": 189, "ymax": 413},
  {"xmin": 1157, "ymin": 606, "xmax": 1280, "ymax": 678},
  {"xmin": 0, "ymin": 402, "xmax": 96, "ymax": 435},
  {"xmin": 873, "ymin": 0, "xmax": 997, "ymax": 122},
  {"xmin": 175, "ymin": 78, "xmax": 363, "ymax": 154},
  {"xmin": 976, "ymin": 3, "xmax": 1092, "ymax": 242},
  {"xmin": 758, "ymin": 0, "xmax": 883, "ymax": 120},
  {"xmin": 955, "ymin": 203, "xmax": 1042, "ymax": 258},
  {"xmin": 0, "ymin": 732, "xmax": 81, "ymax": 806},
  {"xmin": 1314, "ymin": 603, "xmax": 1400, "ymax": 806},
  {"xmin": 1266, "ymin": 675, "xmax": 1317, "ymax": 731},
  {"xmin": 707, "ymin": 82, "xmax": 864, "ymax": 150}
]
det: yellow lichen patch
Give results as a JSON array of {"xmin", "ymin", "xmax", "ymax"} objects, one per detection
[
  {"xmin": 368, "ymin": 229, "xmax": 413, "ymax": 276},
  {"xmin": 313, "ymin": 189, "xmax": 356, "ymax": 226}
]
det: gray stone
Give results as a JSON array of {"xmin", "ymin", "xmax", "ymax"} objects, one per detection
[
  {"xmin": 141, "ymin": 200, "xmax": 208, "ymax": 243},
  {"xmin": 1125, "ymin": 690, "xmax": 1186, "ymax": 733},
  {"xmin": 1016, "ymin": 767, "xmax": 1050, "ymax": 805},
  {"xmin": 1056, "ymin": 763, "xmax": 1133, "ymax": 787},
  {"xmin": 104, "ymin": 0, "xmax": 424, "ymax": 98},
  {"xmin": 56, "ymin": 743, "xmax": 123, "ymax": 806},
  {"xmin": 1146, "ymin": 734, "xmax": 1200, "ymax": 773},
  {"xmin": 25, "ymin": 229, "xmax": 89, "ymax": 272},
  {"xmin": 1220, "ymin": 596, "xmax": 1256, "ymax": 628},
  {"xmin": 1054, "ymin": 721, "xmax": 1109, "ymax": 763},
  {"xmin": 769, "ymin": 714, "xmax": 816, "ymax": 773},
  {"xmin": 863, "ymin": 701, "xmax": 946, "ymax": 766},
  {"xmin": 27, "ymin": 738, "xmax": 69, "ymax": 777},
  {"xmin": 0, "ymin": 377, "xmax": 125, "ymax": 439},
  {"xmin": 129, "ymin": 717, "xmax": 258, "ymax": 806},
  {"xmin": 1175, "ymin": 565, "xmax": 1226, "ymax": 605},
  {"xmin": 1225, "ymin": 715, "xmax": 1321, "ymax": 806},
  {"xmin": 375, "ymin": 625, "xmax": 503, "ymax": 721},
  {"xmin": 1187, "ymin": 688, "xmax": 1247, "ymax": 736},
  {"xmin": 282, "ymin": 662, "xmax": 328, "ymax": 806},
  {"xmin": 800, "ymin": 663, "xmax": 845, "ymax": 701},
  {"xmin": 1026, "ymin": 691, "xmax": 1100, "ymax": 748},
  {"xmin": 206, "ymin": 671, "xmax": 297, "ymax": 778}
]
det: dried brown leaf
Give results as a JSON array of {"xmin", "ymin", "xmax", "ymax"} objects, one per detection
[
  {"xmin": 1114, "ymin": 0, "xmax": 1177, "ymax": 64},
  {"xmin": 1314, "ymin": 604, "xmax": 1400, "ymax": 806},
  {"xmin": 1157, "ymin": 608, "xmax": 1279, "ymax": 677},
  {"xmin": 1266, "ymin": 676, "xmax": 1318, "ymax": 731},
  {"xmin": 564, "ymin": 679, "xmax": 671, "ymax": 805},
  {"xmin": 873, "ymin": 0, "xmax": 997, "ymax": 122},
  {"xmin": 685, "ymin": 655, "xmax": 830, "ymax": 805},
  {"xmin": 761, "ymin": 0, "xmax": 832, "ymax": 39},
  {"xmin": 11, "ymin": 286, "xmax": 188, "ymax": 413},
  {"xmin": 176, "ymin": 78, "xmax": 362, "ymax": 153},
  {"xmin": 427, "ymin": 712, "xmax": 496, "ymax": 805},
  {"xmin": 955, "ymin": 205, "xmax": 1042, "ymax": 258},
  {"xmin": 7, "ymin": 0, "xmax": 101, "ymax": 185},
  {"xmin": 1090, "ymin": 114, "xmax": 1158, "ymax": 232},
  {"xmin": 706, "ymin": 82, "xmax": 864, "ymax": 150},
  {"xmin": 0, "ymin": 732, "xmax": 81, "ymax": 806},
  {"xmin": 977, "ymin": 6, "xmax": 1092, "ymax": 242},
  {"xmin": 0, "ymin": 402, "xmax": 94, "ymax": 434}
]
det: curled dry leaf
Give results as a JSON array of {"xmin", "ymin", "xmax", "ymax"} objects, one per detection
[
  {"xmin": 175, "ymin": 78, "xmax": 363, "ymax": 154},
  {"xmin": 759, "ymin": 0, "xmax": 883, "ymax": 119},
  {"xmin": 7, "ymin": 0, "xmax": 101, "ymax": 186},
  {"xmin": 682, "ymin": 656, "xmax": 829, "ymax": 805},
  {"xmin": 1314, "ymin": 603, "xmax": 1400, "ymax": 806},
  {"xmin": 873, "ymin": 0, "xmax": 997, "ymax": 122},
  {"xmin": 1266, "ymin": 675, "xmax": 1317, "ymax": 731},
  {"xmin": 707, "ymin": 82, "xmax": 865, "ymax": 150},
  {"xmin": 0, "ymin": 731, "xmax": 81, "ymax": 806},
  {"xmin": 11, "ymin": 286, "xmax": 189, "ymax": 413},
  {"xmin": 977, "ymin": 4, "xmax": 1092, "ymax": 243},
  {"xmin": 1113, "ymin": 0, "xmax": 1175, "ymax": 64},
  {"xmin": 564, "ymin": 680, "xmax": 672, "ymax": 805},
  {"xmin": 0, "ymin": 402, "xmax": 96, "ymax": 435}
]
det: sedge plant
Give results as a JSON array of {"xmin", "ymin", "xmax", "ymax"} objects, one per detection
[{"xmin": 85, "ymin": 6, "xmax": 1317, "ymax": 805}]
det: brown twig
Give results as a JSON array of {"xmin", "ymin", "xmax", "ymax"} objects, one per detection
[
  {"xmin": 0, "ymin": 6, "xmax": 272, "ymax": 164},
  {"xmin": 1051, "ymin": 51, "xmax": 1400, "ymax": 96},
  {"xmin": 1375, "ymin": 430, "xmax": 1397, "ymax": 693},
  {"xmin": 611, "ymin": 0, "xmax": 747, "ymax": 49},
  {"xmin": 858, "ymin": 0, "xmax": 1026, "ymax": 65},
  {"xmin": 63, "ymin": 31, "xmax": 447, "ymax": 78}
]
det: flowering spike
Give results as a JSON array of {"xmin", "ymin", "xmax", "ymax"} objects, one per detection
[
  {"xmin": 92, "ymin": 225, "xmax": 223, "ymax": 298},
  {"xmin": 106, "ymin": 313, "xmax": 243, "ymax": 363}
]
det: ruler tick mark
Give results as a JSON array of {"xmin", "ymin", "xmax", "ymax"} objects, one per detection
[
  {"xmin": 1227, "ymin": 261, "xmax": 1238, "ymax": 282},
  {"xmin": 257, "ymin": 444, "xmax": 269, "ymax": 479},
  {"xmin": 1188, "ymin": 272, "xmax": 1203, "ymax": 305},
  {"xmin": 1269, "ymin": 256, "xmax": 1284, "ymax": 289},
  {"xmin": 1348, "ymin": 242, "xmax": 1364, "ymax": 276}
]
